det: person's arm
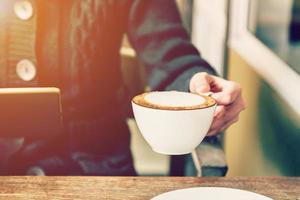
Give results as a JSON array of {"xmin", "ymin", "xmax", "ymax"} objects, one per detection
[
  {"xmin": 127, "ymin": 0, "xmax": 246, "ymax": 136},
  {"xmin": 127, "ymin": 0, "xmax": 215, "ymax": 92}
]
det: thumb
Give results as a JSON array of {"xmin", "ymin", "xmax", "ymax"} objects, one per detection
[
  {"xmin": 190, "ymin": 72, "xmax": 212, "ymax": 94},
  {"xmin": 195, "ymin": 82, "xmax": 210, "ymax": 94}
]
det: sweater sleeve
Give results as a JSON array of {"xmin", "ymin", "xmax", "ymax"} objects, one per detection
[{"xmin": 127, "ymin": 0, "xmax": 216, "ymax": 92}]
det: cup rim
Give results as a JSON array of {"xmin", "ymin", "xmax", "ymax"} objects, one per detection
[{"xmin": 132, "ymin": 91, "xmax": 216, "ymax": 111}]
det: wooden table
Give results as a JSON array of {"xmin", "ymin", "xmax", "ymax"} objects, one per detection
[{"xmin": 0, "ymin": 176, "xmax": 298, "ymax": 200}]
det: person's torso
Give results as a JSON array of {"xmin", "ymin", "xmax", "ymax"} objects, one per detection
[
  {"xmin": 0, "ymin": 0, "xmax": 134, "ymax": 153},
  {"xmin": 0, "ymin": 0, "xmax": 132, "ymax": 121}
]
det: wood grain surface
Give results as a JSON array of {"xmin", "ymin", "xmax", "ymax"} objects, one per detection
[{"xmin": 0, "ymin": 176, "xmax": 298, "ymax": 200}]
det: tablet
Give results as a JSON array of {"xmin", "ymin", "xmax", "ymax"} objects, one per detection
[{"xmin": 0, "ymin": 87, "xmax": 62, "ymax": 138}]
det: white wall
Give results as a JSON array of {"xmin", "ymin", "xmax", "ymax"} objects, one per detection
[{"xmin": 191, "ymin": 0, "xmax": 228, "ymax": 76}]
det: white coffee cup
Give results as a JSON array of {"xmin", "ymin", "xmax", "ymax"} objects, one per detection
[{"xmin": 132, "ymin": 91, "xmax": 216, "ymax": 155}]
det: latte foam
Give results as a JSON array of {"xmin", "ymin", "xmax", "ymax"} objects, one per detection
[{"xmin": 132, "ymin": 91, "xmax": 216, "ymax": 110}]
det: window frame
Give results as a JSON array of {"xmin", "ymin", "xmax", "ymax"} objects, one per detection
[{"xmin": 229, "ymin": 0, "xmax": 300, "ymax": 116}]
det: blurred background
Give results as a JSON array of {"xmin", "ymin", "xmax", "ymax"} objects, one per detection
[
  {"xmin": 0, "ymin": 0, "xmax": 299, "ymax": 177},
  {"xmin": 124, "ymin": 0, "xmax": 300, "ymax": 176}
]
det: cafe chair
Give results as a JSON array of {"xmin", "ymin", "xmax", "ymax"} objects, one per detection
[
  {"xmin": 192, "ymin": 136, "xmax": 227, "ymax": 176},
  {"xmin": 169, "ymin": 136, "xmax": 227, "ymax": 177}
]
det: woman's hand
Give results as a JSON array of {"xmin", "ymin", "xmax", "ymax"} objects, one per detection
[{"xmin": 189, "ymin": 72, "xmax": 246, "ymax": 136}]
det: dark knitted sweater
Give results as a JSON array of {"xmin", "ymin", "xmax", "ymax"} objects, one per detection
[{"xmin": 0, "ymin": 0, "xmax": 215, "ymax": 175}]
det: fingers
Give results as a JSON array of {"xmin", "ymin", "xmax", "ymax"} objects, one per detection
[
  {"xmin": 214, "ymin": 105, "xmax": 226, "ymax": 118},
  {"xmin": 190, "ymin": 72, "xmax": 241, "ymax": 105},
  {"xmin": 207, "ymin": 115, "xmax": 239, "ymax": 136},
  {"xmin": 217, "ymin": 93, "xmax": 246, "ymax": 121},
  {"xmin": 208, "ymin": 114, "xmax": 238, "ymax": 136},
  {"xmin": 211, "ymin": 81, "xmax": 242, "ymax": 105},
  {"xmin": 207, "ymin": 94, "xmax": 246, "ymax": 136},
  {"xmin": 189, "ymin": 72, "xmax": 214, "ymax": 94},
  {"xmin": 220, "ymin": 116, "xmax": 239, "ymax": 132},
  {"xmin": 189, "ymin": 72, "xmax": 246, "ymax": 137}
]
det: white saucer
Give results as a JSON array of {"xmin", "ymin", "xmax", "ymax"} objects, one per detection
[{"xmin": 151, "ymin": 187, "xmax": 272, "ymax": 200}]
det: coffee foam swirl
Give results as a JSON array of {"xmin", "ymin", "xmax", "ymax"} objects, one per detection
[{"xmin": 132, "ymin": 91, "xmax": 216, "ymax": 110}]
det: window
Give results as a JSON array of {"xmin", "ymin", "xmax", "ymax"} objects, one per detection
[
  {"xmin": 248, "ymin": 0, "xmax": 300, "ymax": 75},
  {"xmin": 229, "ymin": 0, "xmax": 300, "ymax": 116}
]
